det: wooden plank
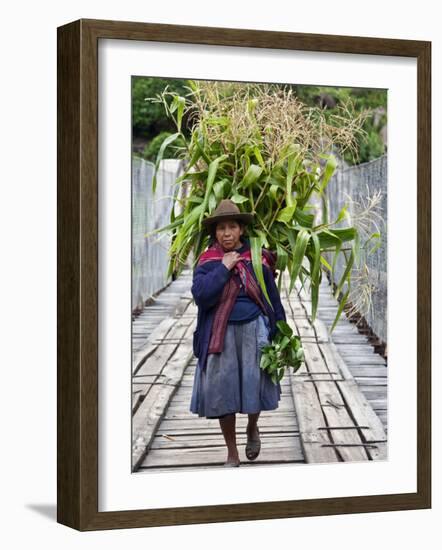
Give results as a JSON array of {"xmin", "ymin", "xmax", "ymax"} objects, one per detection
[
  {"xmin": 344, "ymin": 357, "xmax": 387, "ymax": 366},
  {"xmin": 158, "ymin": 415, "xmax": 298, "ymax": 431},
  {"xmin": 132, "ymin": 331, "xmax": 195, "ymax": 470},
  {"xmin": 290, "ymin": 381, "xmax": 340, "ymax": 463},
  {"xmin": 290, "ymin": 328, "xmax": 372, "ymax": 462},
  {"xmin": 282, "ymin": 268, "xmax": 388, "ymax": 463},
  {"xmin": 337, "ymin": 380, "xmax": 388, "ymax": 460},
  {"xmin": 140, "ymin": 444, "xmax": 304, "ymax": 468},
  {"xmin": 132, "ymin": 316, "xmax": 177, "ymax": 374},
  {"xmin": 304, "ymin": 344, "xmax": 368, "ymax": 462},
  {"xmin": 155, "ymin": 425, "xmax": 300, "ymax": 437},
  {"xmin": 151, "ymin": 437, "xmax": 302, "ymax": 452},
  {"xmin": 319, "ymin": 341, "xmax": 353, "ymax": 381},
  {"xmin": 151, "ymin": 433, "xmax": 300, "ymax": 449},
  {"xmin": 135, "ymin": 317, "xmax": 194, "ymax": 382},
  {"xmin": 166, "ymin": 411, "xmax": 296, "ymax": 420},
  {"xmin": 283, "ymin": 314, "xmax": 339, "ymax": 463},
  {"xmin": 346, "ymin": 366, "xmax": 387, "ymax": 377}
]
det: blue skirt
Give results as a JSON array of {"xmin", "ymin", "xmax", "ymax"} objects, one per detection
[{"xmin": 189, "ymin": 314, "xmax": 282, "ymax": 418}]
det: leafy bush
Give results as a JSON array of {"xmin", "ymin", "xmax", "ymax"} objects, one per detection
[{"xmin": 132, "ymin": 77, "xmax": 189, "ymax": 137}]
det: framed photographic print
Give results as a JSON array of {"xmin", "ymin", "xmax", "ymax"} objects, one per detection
[{"xmin": 57, "ymin": 18, "xmax": 431, "ymax": 530}]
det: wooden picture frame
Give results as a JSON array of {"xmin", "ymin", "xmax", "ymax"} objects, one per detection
[{"xmin": 57, "ymin": 18, "xmax": 431, "ymax": 530}]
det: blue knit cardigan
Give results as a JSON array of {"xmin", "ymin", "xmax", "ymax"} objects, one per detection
[{"xmin": 191, "ymin": 240, "xmax": 287, "ymax": 371}]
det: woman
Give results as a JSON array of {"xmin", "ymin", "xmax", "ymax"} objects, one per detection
[{"xmin": 189, "ymin": 199, "xmax": 287, "ymax": 467}]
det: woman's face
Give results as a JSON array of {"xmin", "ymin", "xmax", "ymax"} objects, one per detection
[{"xmin": 215, "ymin": 219, "xmax": 244, "ymax": 251}]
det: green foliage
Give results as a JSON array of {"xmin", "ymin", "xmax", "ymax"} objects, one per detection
[
  {"xmin": 132, "ymin": 77, "xmax": 189, "ymax": 137},
  {"xmin": 260, "ymin": 320, "xmax": 304, "ymax": 384},
  {"xmin": 292, "ymin": 85, "xmax": 387, "ymax": 165},
  {"xmin": 141, "ymin": 131, "xmax": 186, "ymax": 162},
  {"xmin": 145, "ymin": 80, "xmax": 377, "ymax": 332}
]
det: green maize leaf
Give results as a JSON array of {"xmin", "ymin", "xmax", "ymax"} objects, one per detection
[
  {"xmin": 152, "ymin": 132, "xmax": 181, "ymax": 193},
  {"xmin": 250, "ymin": 236, "xmax": 272, "ymax": 308},
  {"xmin": 208, "ymin": 192, "xmax": 217, "ymax": 212},
  {"xmin": 329, "ymin": 227, "xmax": 357, "ymax": 243},
  {"xmin": 144, "ymin": 217, "xmax": 184, "ymax": 237},
  {"xmin": 169, "ymin": 95, "xmax": 186, "ymax": 131},
  {"xmin": 311, "ymin": 279, "xmax": 319, "ymax": 321},
  {"xmin": 332, "ymin": 240, "xmax": 342, "ymax": 281},
  {"xmin": 276, "ymin": 204, "xmax": 297, "ymax": 224},
  {"xmin": 241, "ymin": 164, "xmax": 263, "ymax": 188},
  {"xmin": 320, "ymin": 254, "xmax": 332, "ymax": 272},
  {"xmin": 170, "ymin": 182, "xmax": 181, "ymax": 225},
  {"xmin": 205, "ymin": 116, "xmax": 229, "ymax": 126},
  {"xmin": 277, "ymin": 271, "xmax": 283, "ymax": 293},
  {"xmin": 199, "ymin": 154, "xmax": 228, "ymax": 225},
  {"xmin": 240, "ymin": 149, "xmax": 251, "ymax": 173},
  {"xmin": 286, "ymin": 228, "xmax": 298, "ymax": 254},
  {"xmin": 194, "ymin": 133, "xmax": 211, "ymax": 165},
  {"xmin": 309, "ymin": 232, "xmax": 321, "ymax": 320},
  {"xmin": 268, "ymin": 175, "xmax": 286, "ymax": 189},
  {"xmin": 317, "ymin": 228, "xmax": 342, "ymax": 248},
  {"xmin": 255, "ymin": 229, "xmax": 269, "ymax": 248},
  {"xmin": 213, "ymin": 179, "xmax": 226, "ymax": 200},
  {"xmin": 231, "ymin": 193, "xmax": 249, "ymax": 204},
  {"xmin": 296, "ymin": 348, "xmax": 305, "ymax": 361},
  {"xmin": 318, "ymin": 227, "xmax": 356, "ymax": 249},
  {"xmin": 310, "ymin": 232, "xmax": 321, "ymax": 284},
  {"xmin": 321, "ymin": 193, "xmax": 329, "ymax": 225},
  {"xmin": 275, "ymin": 242, "xmax": 288, "ymax": 271},
  {"xmin": 319, "ymin": 153, "xmax": 337, "ymax": 193},
  {"xmin": 184, "ymin": 143, "xmax": 203, "ymax": 173},
  {"xmin": 286, "ymin": 150, "xmax": 299, "ymax": 207},
  {"xmin": 277, "ymin": 369, "xmax": 285, "ymax": 382},
  {"xmin": 335, "ymin": 203, "xmax": 349, "ymax": 225},
  {"xmin": 187, "ymin": 195, "xmax": 204, "ymax": 204},
  {"xmin": 329, "ymin": 287, "xmax": 350, "ymax": 334},
  {"xmin": 289, "ymin": 228, "xmax": 310, "ymax": 293},
  {"xmin": 175, "ymin": 172, "xmax": 189, "ymax": 184},
  {"xmin": 253, "ymin": 146, "xmax": 265, "ymax": 169},
  {"xmin": 294, "ymin": 208, "xmax": 315, "ymax": 228},
  {"xmin": 270, "ymin": 184, "xmax": 279, "ymax": 201},
  {"xmin": 352, "ymin": 228, "xmax": 361, "ymax": 268},
  {"xmin": 192, "ymin": 238, "xmax": 210, "ymax": 270},
  {"xmin": 184, "ymin": 203, "xmax": 204, "ymax": 231},
  {"xmin": 334, "ymin": 249, "xmax": 354, "ymax": 300}
]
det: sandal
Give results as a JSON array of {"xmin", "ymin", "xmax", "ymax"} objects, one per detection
[{"xmin": 245, "ymin": 426, "xmax": 261, "ymax": 461}]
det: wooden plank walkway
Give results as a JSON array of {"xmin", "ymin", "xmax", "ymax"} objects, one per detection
[{"xmin": 132, "ymin": 268, "xmax": 388, "ymax": 472}]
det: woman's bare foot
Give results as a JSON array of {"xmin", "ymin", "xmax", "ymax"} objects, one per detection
[
  {"xmin": 224, "ymin": 452, "xmax": 241, "ymax": 467},
  {"xmin": 219, "ymin": 413, "xmax": 241, "ymax": 466}
]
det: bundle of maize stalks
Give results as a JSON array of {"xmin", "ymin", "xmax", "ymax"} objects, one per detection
[{"xmin": 146, "ymin": 80, "xmax": 378, "ymax": 332}]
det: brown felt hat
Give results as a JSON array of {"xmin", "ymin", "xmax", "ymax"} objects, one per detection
[{"xmin": 202, "ymin": 199, "xmax": 255, "ymax": 228}]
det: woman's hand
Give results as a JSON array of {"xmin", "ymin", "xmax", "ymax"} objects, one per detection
[{"xmin": 222, "ymin": 251, "xmax": 241, "ymax": 270}]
